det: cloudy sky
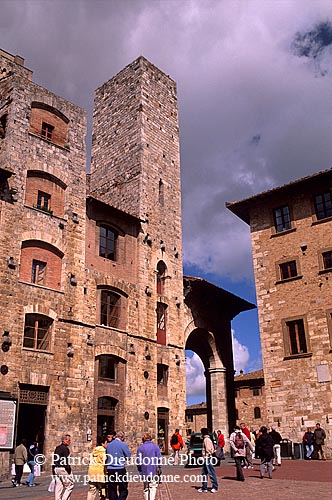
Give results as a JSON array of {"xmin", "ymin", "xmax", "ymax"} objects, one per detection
[{"xmin": 2, "ymin": 0, "xmax": 332, "ymax": 402}]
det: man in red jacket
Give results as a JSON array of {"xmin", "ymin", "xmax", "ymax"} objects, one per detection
[{"xmin": 170, "ymin": 429, "xmax": 184, "ymax": 466}]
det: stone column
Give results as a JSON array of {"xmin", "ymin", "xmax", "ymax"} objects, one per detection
[{"xmin": 207, "ymin": 367, "xmax": 228, "ymax": 432}]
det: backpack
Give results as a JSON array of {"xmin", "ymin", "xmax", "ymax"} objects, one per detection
[
  {"xmin": 234, "ymin": 432, "xmax": 245, "ymax": 449},
  {"xmin": 171, "ymin": 433, "xmax": 179, "ymax": 446}
]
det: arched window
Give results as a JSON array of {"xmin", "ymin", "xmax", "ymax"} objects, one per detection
[
  {"xmin": 157, "ymin": 302, "xmax": 167, "ymax": 345},
  {"xmin": 25, "ymin": 171, "xmax": 66, "ymax": 218},
  {"xmin": 20, "ymin": 240, "xmax": 63, "ymax": 291},
  {"xmin": 29, "ymin": 102, "xmax": 69, "ymax": 148},
  {"xmin": 99, "ymin": 225, "xmax": 118, "ymax": 261},
  {"xmin": 23, "ymin": 313, "xmax": 53, "ymax": 351},
  {"xmin": 156, "ymin": 260, "xmax": 167, "ymax": 295},
  {"xmin": 254, "ymin": 407, "xmax": 261, "ymax": 419}
]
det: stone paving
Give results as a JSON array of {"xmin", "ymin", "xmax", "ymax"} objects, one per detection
[{"xmin": 0, "ymin": 459, "xmax": 331, "ymax": 500}]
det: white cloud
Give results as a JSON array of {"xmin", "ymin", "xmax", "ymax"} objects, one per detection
[
  {"xmin": 232, "ymin": 332, "xmax": 250, "ymax": 375},
  {"xmin": 185, "ymin": 353, "xmax": 206, "ymax": 397}
]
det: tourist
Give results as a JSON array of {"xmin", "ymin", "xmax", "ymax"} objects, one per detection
[
  {"xmin": 106, "ymin": 431, "xmax": 131, "ymax": 500},
  {"xmin": 303, "ymin": 427, "xmax": 314, "ymax": 459},
  {"xmin": 12, "ymin": 439, "xmax": 27, "ymax": 487},
  {"xmin": 137, "ymin": 432, "xmax": 162, "ymax": 500},
  {"xmin": 313, "ymin": 423, "xmax": 326, "ymax": 460},
  {"xmin": 255, "ymin": 426, "xmax": 274, "ymax": 479},
  {"xmin": 230, "ymin": 426, "xmax": 254, "ymax": 481},
  {"xmin": 87, "ymin": 435, "xmax": 107, "ymax": 500},
  {"xmin": 170, "ymin": 428, "xmax": 184, "ymax": 466},
  {"xmin": 269, "ymin": 427, "xmax": 282, "ymax": 466},
  {"xmin": 26, "ymin": 441, "xmax": 38, "ymax": 487},
  {"xmin": 52, "ymin": 433, "xmax": 74, "ymax": 500},
  {"xmin": 216, "ymin": 430, "xmax": 225, "ymax": 460},
  {"xmin": 198, "ymin": 427, "xmax": 218, "ymax": 493}
]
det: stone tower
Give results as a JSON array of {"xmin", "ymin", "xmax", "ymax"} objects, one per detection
[{"xmin": 89, "ymin": 56, "xmax": 185, "ymax": 447}]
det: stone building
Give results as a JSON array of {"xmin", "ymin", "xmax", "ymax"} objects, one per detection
[
  {"xmin": 227, "ymin": 169, "xmax": 332, "ymax": 456},
  {"xmin": 185, "ymin": 402, "xmax": 207, "ymax": 436},
  {"xmin": 234, "ymin": 369, "xmax": 267, "ymax": 431},
  {"xmin": 0, "ymin": 48, "xmax": 254, "ymax": 477}
]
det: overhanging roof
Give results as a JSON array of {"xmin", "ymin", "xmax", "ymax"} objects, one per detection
[
  {"xmin": 226, "ymin": 168, "xmax": 332, "ymax": 224},
  {"xmin": 184, "ymin": 275, "xmax": 255, "ymax": 321}
]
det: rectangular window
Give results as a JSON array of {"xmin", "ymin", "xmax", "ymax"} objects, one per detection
[
  {"xmin": 286, "ymin": 319, "xmax": 307, "ymax": 355},
  {"xmin": 23, "ymin": 314, "xmax": 52, "ymax": 350},
  {"xmin": 100, "ymin": 290, "xmax": 120, "ymax": 328},
  {"xmin": 99, "ymin": 226, "xmax": 117, "ymax": 261},
  {"xmin": 252, "ymin": 388, "xmax": 260, "ymax": 396},
  {"xmin": 157, "ymin": 303, "xmax": 167, "ymax": 345},
  {"xmin": 98, "ymin": 355, "xmax": 117, "ymax": 380},
  {"xmin": 274, "ymin": 205, "xmax": 291, "ymax": 233},
  {"xmin": 186, "ymin": 414, "xmax": 194, "ymax": 422},
  {"xmin": 31, "ymin": 260, "xmax": 46, "ymax": 285},
  {"xmin": 322, "ymin": 251, "xmax": 332, "ymax": 270},
  {"xmin": 157, "ymin": 364, "xmax": 168, "ymax": 385},
  {"xmin": 37, "ymin": 191, "xmax": 51, "ymax": 211},
  {"xmin": 41, "ymin": 122, "xmax": 54, "ymax": 140},
  {"xmin": 315, "ymin": 192, "xmax": 332, "ymax": 220},
  {"xmin": 279, "ymin": 260, "xmax": 297, "ymax": 280}
]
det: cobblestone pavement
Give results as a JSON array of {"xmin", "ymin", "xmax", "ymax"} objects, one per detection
[{"xmin": 0, "ymin": 460, "xmax": 331, "ymax": 500}]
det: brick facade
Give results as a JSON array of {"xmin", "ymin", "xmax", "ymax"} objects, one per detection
[
  {"xmin": 0, "ymin": 49, "xmax": 254, "ymax": 480},
  {"xmin": 227, "ymin": 170, "xmax": 332, "ymax": 457}
]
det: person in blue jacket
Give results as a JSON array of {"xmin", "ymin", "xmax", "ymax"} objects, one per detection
[
  {"xmin": 106, "ymin": 431, "xmax": 131, "ymax": 500},
  {"xmin": 137, "ymin": 432, "xmax": 162, "ymax": 500}
]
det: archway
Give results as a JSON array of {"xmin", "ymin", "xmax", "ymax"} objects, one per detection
[{"xmin": 183, "ymin": 276, "xmax": 255, "ymax": 435}]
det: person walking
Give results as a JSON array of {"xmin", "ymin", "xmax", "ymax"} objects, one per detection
[
  {"xmin": 170, "ymin": 428, "xmax": 184, "ymax": 466},
  {"xmin": 313, "ymin": 423, "xmax": 326, "ymax": 460},
  {"xmin": 255, "ymin": 426, "xmax": 274, "ymax": 479},
  {"xmin": 52, "ymin": 433, "xmax": 74, "ymax": 500},
  {"xmin": 303, "ymin": 427, "xmax": 314, "ymax": 459},
  {"xmin": 198, "ymin": 427, "xmax": 218, "ymax": 493},
  {"xmin": 137, "ymin": 432, "xmax": 162, "ymax": 500},
  {"xmin": 216, "ymin": 430, "xmax": 225, "ymax": 460},
  {"xmin": 26, "ymin": 441, "xmax": 38, "ymax": 487},
  {"xmin": 87, "ymin": 435, "xmax": 107, "ymax": 500},
  {"xmin": 106, "ymin": 431, "xmax": 131, "ymax": 500},
  {"xmin": 269, "ymin": 427, "xmax": 282, "ymax": 466},
  {"xmin": 230, "ymin": 426, "xmax": 254, "ymax": 482},
  {"xmin": 12, "ymin": 439, "xmax": 27, "ymax": 487}
]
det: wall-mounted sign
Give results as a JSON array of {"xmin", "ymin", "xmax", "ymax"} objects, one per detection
[{"xmin": 0, "ymin": 398, "xmax": 17, "ymax": 450}]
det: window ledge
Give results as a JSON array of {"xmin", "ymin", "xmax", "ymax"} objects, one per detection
[
  {"xmin": 312, "ymin": 216, "xmax": 332, "ymax": 227},
  {"xmin": 275, "ymin": 275, "xmax": 303, "ymax": 285},
  {"xmin": 18, "ymin": 280, "xmax": 64, "ymax": 294},
  {"xmin": 25, "ymin": 204, "xmax": 67, "ymax": 222},
  {"xmin": 28, "ymin": 132, "xmax": 70, "ymax": 151},
  {"xmin": 283, "ymin": 352, "xmax": 312, "ymax": 361},
  {"xmin": 318, "ymin": 268, "xmax": 332, "ymax": 275},
  {"xmin": 22, "ymin": 347, "xmax": 54, "ymax": 355},
  {"xmin": 270, "ymin": 227, "xmax": 296, "ymax": 238}
]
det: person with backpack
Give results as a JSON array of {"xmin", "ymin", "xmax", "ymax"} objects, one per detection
[
  {"xmin": 230, "ymin": 426, "xmax": 254, "ymax": 481},
  {"xmin": 170, "ymin": 429, "xmax": 184, "ymax": 466}
]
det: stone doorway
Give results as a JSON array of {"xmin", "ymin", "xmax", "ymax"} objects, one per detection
[
  {"xmin": 17, "ymin": 384, "xmax": 48, "ymax": 453},
  {"xmin": 157, "ymin": 407, "xmax": 169, "ymax": 454}
]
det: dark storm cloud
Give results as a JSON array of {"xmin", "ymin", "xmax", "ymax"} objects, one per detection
[{"xmin": 2, "ymin": 0, "xmax": 332, "ymax": 283}]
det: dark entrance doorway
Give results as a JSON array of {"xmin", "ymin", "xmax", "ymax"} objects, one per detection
[
  {"xmin": 17, "ymin": 385, "xmax": 49, "ymax": 454},
  {"xmin": 97, "ymin": 397, "xmax": 117, "ymax": 436},
  {"xmin": 157, "ymin": 407, "xmax": 169, "ymax": 454}
]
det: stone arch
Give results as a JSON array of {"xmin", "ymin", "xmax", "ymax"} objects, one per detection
[{"xmin": 184, "ymin": 276, "xmax": 255, "ymax": 435}]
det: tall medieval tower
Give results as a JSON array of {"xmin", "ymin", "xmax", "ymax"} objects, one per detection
[{"xmin": 89, "ymin": 57, "xmax": 185, "ymax": 446}]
